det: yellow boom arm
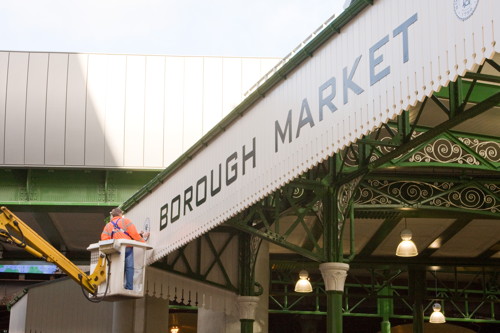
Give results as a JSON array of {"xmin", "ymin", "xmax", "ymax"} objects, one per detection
[{"xmin": 0, "ymin": 206, "xmax": 106, "ymax": 294}]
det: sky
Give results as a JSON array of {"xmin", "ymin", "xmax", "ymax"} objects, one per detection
[{"xmin": 0, "ymin": 0, "xmax": 347, "ymax": 58}]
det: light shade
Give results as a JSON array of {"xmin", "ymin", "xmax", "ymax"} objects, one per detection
[
  {"xmin": 429, "ymin": 303, "xmax": 446, "ymax": 323},
  {"xmin": 170, "ymin": 326, "xmax": 180, "ymax": 333},
  {"xmin": 395, "ymin": 229, "xmax": 418, "ymax": 257},
  {"xmin": 294, "ymin": 270, "xmax": 313, "ymax": 293}
]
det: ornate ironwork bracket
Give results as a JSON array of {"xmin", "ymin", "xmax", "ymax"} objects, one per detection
[{"xmin": 355, "ymin": 178, "xmax": 500, "ymax": 217}]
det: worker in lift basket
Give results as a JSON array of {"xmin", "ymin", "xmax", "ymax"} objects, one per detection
[{"xmin": 101, "ymin": 208, "xmax": 150, "ymax": 290}]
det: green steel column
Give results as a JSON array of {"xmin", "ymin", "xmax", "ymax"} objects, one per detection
[
  {"xmin": 321, "ymin": 158, "xmax": 361, "ymax": 333},
  {"xmin": 240, "ymin": 319, "xmax": 253, "ymax": 333},
  {"xmin": 322, "ymin": 180, "xmax": 343, "ymax": 333},
  {"xmin": 326, "ymin": 291, "xmax": 343, "ymax": 333},
  {"xmin": 409, "ymin": 267, "xmax": 425, "ymax": 333},
  {"xmin": 239, "ymin": 233, "xmax": 254, "ymax": 333},
  {"xmin": 378, "ymin": 285, "xmax": 393, "ymax": 333}
]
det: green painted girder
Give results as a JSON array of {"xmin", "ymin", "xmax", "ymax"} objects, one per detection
[
  {"xmin": 229, "ymin": 212, "xmax": 325, "ymax": 263},
  {"xmin": 418, "ymin": 218, "xmax": 473, "ymax": 258},
  {"xmin": 433, "ymin": 73, "xmax": 500, "ymax": 106},
  {"xmin": 0, "ymin": 168, "xmax": 159, "ymax": 206},
  {"xmin": 476, "ymin": 241, "xmax": 500, "ymax": 259},
  {"xmin": 341, "ymin": 91, "xmax": 500, "ymax": 184},
  {"xmin": 343, "ymin": 67, "xmax": 500, "ymax": 175},
  {"xmin": 383, "ymin": 130, "xmax": 499, "ymax": 171},
  {"xmin": 227, "ymin": 186, "xmax": 327, "ymax": 262},
  {"xmin": 152, "ymin": 231, "xmax": 239, "ymax": 292},
  {"xmin": 269, "ymin": 269, "xmax": 500, "ymax": 323},
  {"xmin": 229, "ymin": 174, "xmax": 500, "ymax": 263},
  {"xmin": 356, "ymin": 215, "xmax": 402, "ymax": 257},
  {"xmin": 346, "ymin": 123, "xmax": 500, "ymax": 173}
]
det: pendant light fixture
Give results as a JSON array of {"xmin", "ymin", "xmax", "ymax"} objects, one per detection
[
  {"xmin": 429, "ymin": 270, "xmax": 446, "ymax": 323},
  {"xmin": 395, "ymin": 218, "xmax": 418, "ymax": 257},
  {"xmin": 294, "ymin": 270, "xmax": 313, "ymax": 293},
  {"xmin": 430, "ymin": 303, "xmax": 446, "ymax": 323}
]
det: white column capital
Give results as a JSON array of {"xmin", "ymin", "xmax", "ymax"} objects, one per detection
[
  {"xmin": 236, "ymin": 295, "xmax": 260, "ymax": 320},
  {"xmin": 319, "ymin": 262, "xmax": 349, "ymax": 292}
]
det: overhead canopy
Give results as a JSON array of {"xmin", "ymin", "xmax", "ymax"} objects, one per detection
[{"xmin": 121, "ymin": 0, "xmax": 500, "ymax": 264}]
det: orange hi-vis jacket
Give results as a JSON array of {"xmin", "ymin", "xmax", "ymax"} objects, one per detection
[{"xmin": 101, "ymin": 216, "xmax": 145, "ymax": 242}]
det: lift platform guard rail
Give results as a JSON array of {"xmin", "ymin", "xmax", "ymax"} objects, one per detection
[{"xmin": 0, "ymin": 206, "xmax": 152, "ymax": 300}]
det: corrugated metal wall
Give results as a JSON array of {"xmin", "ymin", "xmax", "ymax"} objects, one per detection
[{"xmin": 0, "ymin": 52, "xmax": 278, "ymax": 169}]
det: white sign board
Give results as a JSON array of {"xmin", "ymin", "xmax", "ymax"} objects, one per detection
[{"xmin": 127, "ymin": 0, "xmax": 499, "ymax": 264}]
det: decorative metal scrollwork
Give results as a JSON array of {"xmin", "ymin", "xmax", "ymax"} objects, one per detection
[
  {"xmin": 458, "ymin": 137, "xmax": 500, "ymax": 163},
  {"xmin": 409, "ymin": 138, "xmax": 479, "ymax": 165},
  {"xmin": 355, "ymin": 179, "xmax": 500, "ymax": 214},
  {"xmin": 291, "ymin": 187, "xmax": 305, "ymax": 199},
  {"xmin": 430, "ymin": 185, "xmax": 500, "ymax": 213},
  {"xmin": 344, "ymin": 128, "xmax": 499, "ymax": 169},
  {"xmin": 337, "ymin": 176, "xmax": 363, "ymax": 237},
  {"xmin": 355, "ymin": 180, "xmax": 453, "ymax": 205},
  {"xmin": 249, "ymin": 234, "xmax": 262, "ymax": 276},
  {"xmin": 344, "ymin": 145, "xmax": 358, "ymax": 167}
]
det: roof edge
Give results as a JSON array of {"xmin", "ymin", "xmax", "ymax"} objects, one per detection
[{"xmin": 121, "ymin": 0, "xmax": 373, "ymax": 212}]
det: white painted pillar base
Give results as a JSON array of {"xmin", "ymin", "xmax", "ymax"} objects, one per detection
[
  {"xmin": 237, "ymin": 295, "xmax": 260, "ymax": 320},
  {"xmin": 319, "ymin": 262, "xmax": 349, "ymax": 291}
]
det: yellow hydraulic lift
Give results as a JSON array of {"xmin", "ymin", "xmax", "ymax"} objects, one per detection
[{"xmin": 0, "ymin": 206, "xmax": 124, "ymax": 297}]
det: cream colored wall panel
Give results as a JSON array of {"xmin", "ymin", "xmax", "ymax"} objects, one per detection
[
  {"xmin": 222, "ymin": 57, "xmax": 242, "ymax": 116},
  {"xmin": 164, "ymin": 56, "xmax": 184, "ymax": 166},
  {"xmin": 104, "ymin": 55, "xmax": 126, "ymax": 167},
  {"xmin": 124, "ymin": 55, "xmax": 146, "ymax": 167},
  {"xmin": 24, "ymin": 278, "xmax": 112, "ymax": 333},
  {"xmin": 65, "ymin": 53, "xmax": 88, "ymax": 166},
  {"xmin": 4, "ymin": 52, "xmax": 28, "ymax": 165},
  {"xmin": 144, "ymin": 56, "xmax": 165, "ymax": 167},
  {"xmin": 202, "ymin": 57, "xmax": 223, "ymax": 134},
  {"xmin": 183, "ymin": 57, "xmax": 204, "ymax": 150},
  {"xmin": 261, "ymin": 58, "xmax": 279, "ymax": 74},
  {"xmin": 0, "ymin": 52, "xmax": 8, "ymax": 164},
  {"xmin": 45, "ymin": 53, "xmax": 68, "ymax": 165},
  {"xmin": 85, "ymin": 54, "xmax": 107, "ymax": 166},
  {"xmin": 25, "ymin": 53, "xmax": 49, "ymax": 165},
  {"xmin": 241, "ymin": 58, "xmax": 264, "ymax": 96},
  {"xmin": 9, "ymin": 292, "xmax": 27, "ymax": 333}
]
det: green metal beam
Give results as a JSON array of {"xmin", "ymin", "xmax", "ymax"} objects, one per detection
[
  {"xmin": 229, "ymin": 219, "xmax": 324, "ymax": 262},
  {"xmin": 419, "ymin": 218, "xmax": 473, "ymax": 258},
  {"xmin": 433, "ymin": 80, "xmax": 500, "ymax": 105},
  {"xmin": 350, "ymin": 256, "xmax": 500, "ymax": 267},
  {"xmin": 152, "ymin": 231, "xmax": 239, "ymax": 292},
  {"xmin": 0, "ymin": 169, "xmax": 159, "ymax": 206},
  {"xmin": 269, "ymin": 267, "xmax": 500, "ymax": 324},
  {"xmin": 463, "ymin": 72, "xmax": 500, "ymax": 84},
  {"xmin": 357, "ymin": 215, "xmax": 402, "ymax": 258},
  {"xmin": 341, "ymin": 91, "xmax": 500, "ymax": 183},
  {"xmin": 475, "ymin": 241, "xmax": 500, "ymax": 259}
]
